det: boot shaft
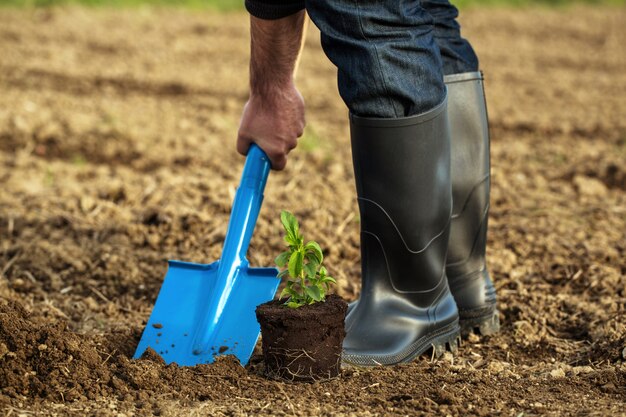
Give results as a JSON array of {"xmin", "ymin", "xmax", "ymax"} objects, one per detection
[
  {"xmin": 343, "ymin": 99, "xmax": 460, "ymax": 366},
  {"xmin": 349, "ymin": 98, "xmax": 452, "ymax": 300},
  {"xmin": 445, "ymin": 71, "xmax": 490, "ymax": 274},
  {"xmin": 443, "ymin": 72, "xmax": 498, "ymax": 333}
]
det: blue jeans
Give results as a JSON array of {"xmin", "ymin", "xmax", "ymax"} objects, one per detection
[{"xmin": 305, "ymin": 0, "xmax": 478, "ymax": 118}]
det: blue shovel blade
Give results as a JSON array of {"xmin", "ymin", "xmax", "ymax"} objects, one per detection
[{"xmin": 134, "ymin": 260, "xmax": 280, "ymax": 366}]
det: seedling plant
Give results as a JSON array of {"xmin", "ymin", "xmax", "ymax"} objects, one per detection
[{"xmin": 275, "ymin": 210, "xmax": 336, "ymax": 308}]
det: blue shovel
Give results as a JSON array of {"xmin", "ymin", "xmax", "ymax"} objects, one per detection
[{"xmin": 134, "ymin": 144, "xmax": 280, "ymax": 366}]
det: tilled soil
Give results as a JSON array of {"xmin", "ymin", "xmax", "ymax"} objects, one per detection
[{"xmin": 0, "ymin": 5, "xmax": 625, "ymax": 416}]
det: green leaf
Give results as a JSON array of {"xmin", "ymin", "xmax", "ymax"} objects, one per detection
[
  {"xmin": 304, "ymin": 241, "xmax": 323, "ymax": 264},
  {"xmin": 286, "ymin": 301, "xmax": 302, "ymax": 309},
  {"xmin": 305, "ymin": 253, "xmax": 320, "ymax": 269},
  {"xmin": 279, "ymin": 287, "xmax": 291, "ymax": 300},
  {"xmin": 283, "ymin": 234, "xmax": 296, "ymax": 247},
  {"xmin": 280, "ymin": 210, "xmax": 299, "ymax": 242},
  {"xmin": 280, "ymin": 210, "xmax": 292, "ymax": 231},
  {"xmin": 280, "ymin": 285, "xmax": 300, "ymax": 299},
  {"xmin": 305, "ymin": 285, "xmax": 322, "ymax": 302},
  {"xmin": 321, "ymin": 276, "xmax": 336, "ymax": 284},
  {"xmin": 274, "ymin": 251, "xmax": 291, "ymax": 268},
  {"xmin": 303, "ymin": 263, "xmax": 316, "ymax": 279},
  {"xmin": 288, "ymin": 250, "xmax": 303, "ymax": 279},
  {"xmin": 277, "ymin": 269, "xmax": 289, "ymax": 278}
]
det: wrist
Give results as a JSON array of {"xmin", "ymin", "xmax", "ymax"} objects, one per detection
[
  {"xmin": 250, "ymin": 77, "xmax": 292, "ymax": 98},
  {"xmin": 249, "ymin": 80, "xmax": 298, "ymax": 106}
]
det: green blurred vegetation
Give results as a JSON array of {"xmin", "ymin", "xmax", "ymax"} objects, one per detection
[{"xmin": 0, "ymin": 0, "xmax": 623, "ymax": 8}]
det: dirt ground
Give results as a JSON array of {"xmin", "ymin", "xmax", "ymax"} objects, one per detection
[{"xmin": 0, "ymin": 5, "xmax": 625, "ymax": 416}]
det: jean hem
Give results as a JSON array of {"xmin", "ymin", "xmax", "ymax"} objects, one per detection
[{"xmin": 349, "ymin": 93, "xmax": 448, "ymax": 127}]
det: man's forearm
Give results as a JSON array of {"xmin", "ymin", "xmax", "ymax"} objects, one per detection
[
  {"xmin": 249, "ymin": 11, "xmax": 306, "ymax": 98},
  {"xmin": 237, "ymin": 11, "xmax": 306, "ymax": 170}
]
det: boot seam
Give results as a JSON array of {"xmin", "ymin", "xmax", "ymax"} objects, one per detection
[
  {"xmin": 446, "ymin": 202, "xmax": 489, "ymax": 268},
  {"xmin": 447, "ymin": 265, "xmax": 487, "ymax": 281},
  {"xmin": 429, "ymin": 278, "xmax": 452, "ymax": 324},
  {"xmin": 451, "ymin": 174, "xmax": 489, "ymax": 218},
  {"xmin": 458, "ymin": 303, "xmax": 497, "ymax": 318},
  {"xmin": 362, "ymin": 230, "xmax": 448, "ymax": 295},
  {"xmin": 360, "ymin": 197, "xmax": 452, "ymax": 254}
]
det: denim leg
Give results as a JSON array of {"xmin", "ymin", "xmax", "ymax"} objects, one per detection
[
  {"xmin": 305, "ymin": 0, "xmax": 446, "ymax": 118},
  {"xmin": 419, "ymin": 0, "xmax": 479, "ymax": 75}
]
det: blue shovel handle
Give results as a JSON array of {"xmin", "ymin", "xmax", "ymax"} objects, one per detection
[
  {"xmin": 220, "ymin": 143, "xmax": 271, "ymax": 268},
  {"xmin": 192, "ymin": 144, "xmax": 272, "ymax": 355}
]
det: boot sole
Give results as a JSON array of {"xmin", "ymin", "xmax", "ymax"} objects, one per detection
[
  {"xmin": 341, "ymin": 321, "xmax": 461, "ymax": 367},
  {"xmin": 460, "ymin": 308, "xmax": 500, "ymax": 337},
  {"xmin": 430, "ymin": 326, "xmax": 462, "ymax": 359}
]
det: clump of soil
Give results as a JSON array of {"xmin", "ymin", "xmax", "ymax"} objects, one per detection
[
  {"xmin": 0, "ymin": 300, "xmax": 112, "ymax": 402},
  {"xmin": 0, "ymin": 299, "xmax": 251, "ymax": 407},
  {"xmin": 256, "ymin": 294, "xmax": 347, "ymax": 382}
]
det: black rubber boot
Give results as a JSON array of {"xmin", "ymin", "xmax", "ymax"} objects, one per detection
[
  {"xmin": 342, "ymin": 99, "xmax": 461, "ymax": 367},
  {"xmin": 444, "ymin": 72, "xmax": 499, "ymax": 336}
]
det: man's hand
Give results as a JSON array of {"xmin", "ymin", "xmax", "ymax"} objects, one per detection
[
  {"xmin": 237, "ymin": 82, "xmax": 305, "ymax": 171},
  {"xmin": 237, "ymin": 12, "xmax": 306, "ymax": 170}
]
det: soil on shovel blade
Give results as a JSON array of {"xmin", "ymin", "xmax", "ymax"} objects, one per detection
[
  {"xmin": 256, "ymin": 294, "xmax": 347, "ymax": 382},
  {"xmin": 0, "ymin": 5, "xmax": 625, "ymax": 416}
]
